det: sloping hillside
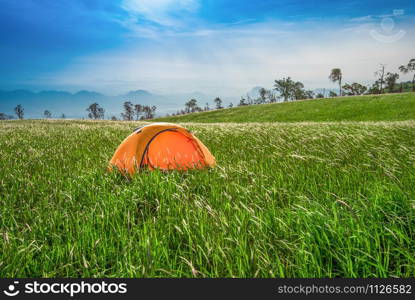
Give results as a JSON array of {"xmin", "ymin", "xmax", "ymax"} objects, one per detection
[{"xmin": 154, "ymin": 93, "xmax": 415, "ymax": 123}]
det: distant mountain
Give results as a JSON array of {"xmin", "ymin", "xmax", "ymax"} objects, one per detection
[
  {"xmin": 0, "ymin": 89, "xmax": 182, "ymax": 119},
  {"xmin": 119, "ymin": 89, "xmax": 172, "ymax": 107},
  {"xmin": 123, "ymin": 90, "xmax": 153, "ymax": 98},
  {"xmin": 0, "ymin": 89, "xmax": 107, "ymax": 118},
  {"xmin": 74, "ymin": 90, "xmax": 103, "ymax": 98},
  {"xmin": 1, "ymin": 89, "xmax": 35, "ymax": 98}
]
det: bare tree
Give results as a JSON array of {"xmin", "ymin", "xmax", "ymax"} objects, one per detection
[
  {"xmin": 142, "ymin": 105, "xmax": 157, "ymax": 119},
  {"xmin": 121, "ymin": 101, "xmax": 134, "ymax": 121},
  {"xmin": 375, "ymin": 64, "xmax": 386, "ymax": 94},
  {"xmin": 134, "ymin": 104, "xmax": 142, "ymax": 120}
]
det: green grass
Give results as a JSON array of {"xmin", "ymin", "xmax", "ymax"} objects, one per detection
[
  {"xmin": 154, "ymin": 93, "xmax": 415, "ymax": 123},
  {"xmin": 1, "ymin": 119, "xmax": 414, "ymax": 277}
]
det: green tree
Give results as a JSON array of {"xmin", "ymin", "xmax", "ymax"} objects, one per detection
[
  {"xmin": 44, "ymin": 110, "xmax": 52, "ymax": 118},
  {"xmin": 214, "ymin": 97, "xmax": 223, "ymax": 109},
  {"xmin": 14, "ymin": 104, "xmax": 24, "ymax": 119},
  {"xmin": 274, "ymin": 77, "xmax": 295, "ymax": 101},
  {"xmin": 316, "ymin": 93, "xmax": 325, "ymax": 98},
  {"xmin": 305, "ymin": 90, "xmax": 315, "ymax": 99},
  {"xmin": 274, "ymin": 77, "xmax": 309, "ymax": 101},
  {"xmin": 385, "ymin": 72, "xmax": 399, "ymax": 93},
  {"xmin": 342, "ymin": 83, "xmax": 367, "ymax": 96},
  {"xmin": 293, "ymin": 82, "xmax": 305, "ymax": 100},
  {"xmin": 329, "ymin": 68, "xmax": 343, "ymax": 96},
  {"xmin": 259, "ymin": 88, "xmax": 268, "ymax": 103},
  {"xmin": 399, "ymin": 58, "xmax": 415, "ymax": 92},
  {"xmin": 295, "ymin": 86, "xmax": 314, "ymax": 100},
  {"xmin": 185, "ymin": 99, "xmax": 200, "ymax": 113},
  {"xmin": 87, "ymin": 103, "xmax": 105, "ymax": 120},
  {"xmin": 367, "ymin": 81, "xmax": 381, "ymax": 95}
]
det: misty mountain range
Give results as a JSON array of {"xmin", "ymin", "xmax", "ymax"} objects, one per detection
[
  {"xmin": 0, "ymin": 89, "xmax": 219, "ymax": 119},
  {"xmin": 0, "ymin": 87, "xmax": 337, "ymax": 119}
]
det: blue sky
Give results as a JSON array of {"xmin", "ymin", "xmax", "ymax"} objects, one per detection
[{"xmin": 1, "ymin": 0, "xmax": 415, "ymax": 95}]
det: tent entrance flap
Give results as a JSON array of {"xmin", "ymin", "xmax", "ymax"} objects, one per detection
[{"xmin": 143, "ymin": 131, "xmax": 205, "ymax": 170}]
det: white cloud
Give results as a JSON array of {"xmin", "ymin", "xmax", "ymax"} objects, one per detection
[
  {"xmin": 44, "ymin": 16, "xmax": 415, "ymax": 97},
  {"xmin": 349, "ymin": 15, "xmax": 374, "ymax": 23},
  {"xmin": 121, "ymin": 0, "xmax": 199, "ymax": 27}
]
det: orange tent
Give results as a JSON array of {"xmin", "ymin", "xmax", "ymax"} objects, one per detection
[{"xmin": 109, "ymin": 123, "xmax": 216, "ymax": 174}]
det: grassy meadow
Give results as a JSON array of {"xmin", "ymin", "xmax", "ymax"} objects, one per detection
[
  {"xmin": 154, "ymin": 93, "xmax": 415, "ymax": 123},
  {"xmin": 1, "ymin": 117, "xmax": 415, "ymax": 277}
]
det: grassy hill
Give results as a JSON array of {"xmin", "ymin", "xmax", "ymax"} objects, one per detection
[
  {"xmin": 1, "ymin": 93, "xmax": 415, "ymax": 277},
  {"xmin": 1, "ymin": 119, "xmax": 415, "ymax": 277},
  {"xmin": 154, "ymin": 93, "xmax": 415, "ymax": 123}
]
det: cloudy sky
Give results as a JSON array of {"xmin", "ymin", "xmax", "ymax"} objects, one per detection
[{"xmin": 1, "ymin": 0, "xmax": 414, "ymax": 96}]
